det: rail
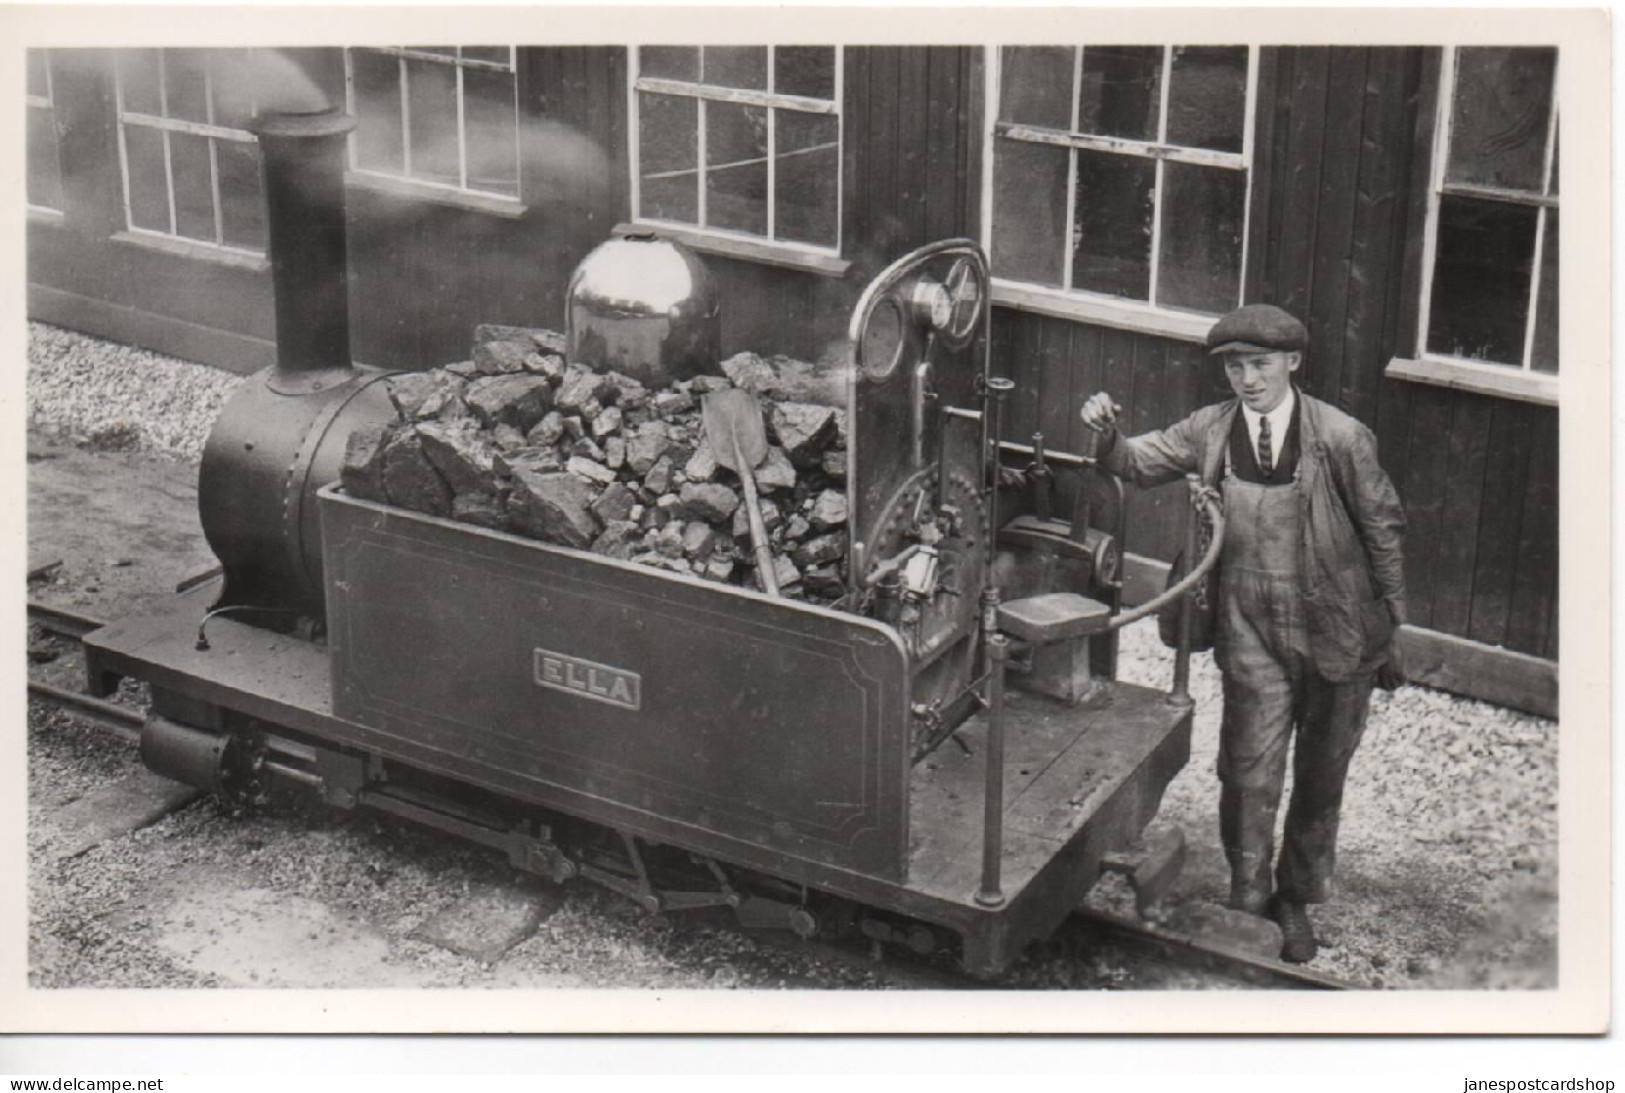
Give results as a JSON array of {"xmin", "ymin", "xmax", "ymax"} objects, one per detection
[{"xmin": 27, "ymin": 600, "xmax": 107, "ymax": 641}]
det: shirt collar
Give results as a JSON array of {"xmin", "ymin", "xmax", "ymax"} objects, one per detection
[{"xmin": 1240, "ymin": 386, "xmax": 1296, "ymax": 436}]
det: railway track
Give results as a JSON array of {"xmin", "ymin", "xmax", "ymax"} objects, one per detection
[{"xmin": 26, "ymin": 600, "xmax": 1354, "ymax": 992}]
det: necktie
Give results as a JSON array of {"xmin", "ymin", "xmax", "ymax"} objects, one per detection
[{"xmin": 1258, "ymin": 416, "xmax": 1273, "ymax": 476}]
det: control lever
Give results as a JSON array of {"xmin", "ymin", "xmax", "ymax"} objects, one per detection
[{"xmin": 1028, "ymin": 431, "xmax": 1055, "ymax": 521}]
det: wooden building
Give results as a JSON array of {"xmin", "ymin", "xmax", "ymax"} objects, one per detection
[{"xmin": 25, "ymin": 44, "xmax": 1561, "ymax": 711}]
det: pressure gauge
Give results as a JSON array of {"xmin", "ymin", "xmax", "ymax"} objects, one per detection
[{"xmin": 908, "ymin": 277, "xmax": 953, "ymax": 332}]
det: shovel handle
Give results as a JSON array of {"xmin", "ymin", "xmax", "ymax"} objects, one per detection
[{"xmin": 735, "ymin": 437, "xmax": 780, "ymax": 596}]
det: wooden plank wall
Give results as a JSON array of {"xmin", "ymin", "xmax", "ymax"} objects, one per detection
[
  {"xmin": 989, "ymin": 314, "xmax": 1212, "ymax": 566},
  {"xmin": 1250, "ymin": 47, "xmax": 1557, "ymax": 660}
]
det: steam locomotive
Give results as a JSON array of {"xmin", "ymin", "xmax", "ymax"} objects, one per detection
[{"xmin": 82, "ymin": 108, "xmax": 1213, "ymax": 978}]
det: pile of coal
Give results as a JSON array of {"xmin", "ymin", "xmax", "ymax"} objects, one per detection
[{"xmin": 340, "ymin": 324, "xmax": 850, "ymax": 603}]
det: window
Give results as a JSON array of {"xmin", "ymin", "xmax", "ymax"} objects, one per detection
[
  {"xmin": 630, "ymin": 46, "xmax": 842, "ymax": 257},
  {"xmin": 345, "ymin": 46, "xmax": 521, "ymax": 201},
  {"xmin": 1393, "ymin": 47, "xmax": 1558, "ymax": 403},
  {"xmin": 27, "ymin": 49, "xmax": 63, "ymax": 213},
  {"xmin": 114, "ymin": 48, "xmax": 267, "ymax": 255},
  {"xmin": 986, "ymin": 45, "xmax": 1257, "ymax": 338}
]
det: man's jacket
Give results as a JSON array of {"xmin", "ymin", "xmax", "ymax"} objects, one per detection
[{"xmin": 1098, "ymin": 391, "xmax": 1407, "ymax": 682}]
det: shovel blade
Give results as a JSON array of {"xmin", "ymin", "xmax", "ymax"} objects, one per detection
[{"xmin": 702, "ymin": 387, "xmax": 769, "ymax": 472}]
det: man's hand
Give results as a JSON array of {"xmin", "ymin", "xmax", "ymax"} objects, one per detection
[
  {"xmin": 997, "ymin": 464, "xmax": 1027, "ymax": 489},
  {"xmin": 1079, "ymin": 392, "xmax": 1122, "ymax": 436},
  {"xmin": 1376, "ymin": 638, "xmax": 1407, "ymax": 691}
]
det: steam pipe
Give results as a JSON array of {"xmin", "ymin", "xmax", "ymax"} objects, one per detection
[{"xmin": 1100, "ymin": 488, "xmax": 1225, "ymax": 636}]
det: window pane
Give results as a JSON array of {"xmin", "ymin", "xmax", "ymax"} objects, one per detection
[
  {"xmin": 119, "ymin": 49, "xmax": 163, "ymax": 116},
  {"xmin": 27, "ymin": 50, "xmax": 49, "ymax": 100},
  {"xmin": 705, "ymin": 101, "xmax": 767, "ymax": 235},
  {"xmin": 27, "ymin": 107, "xmax": 63, "ymax": 210},
  {"xmin": 124, "ymin": 125, "xmax": 170, "ymax": 231},
  {"xmin": 775, "ymin": 46, "xmax": 835, "ymax": 100},
  {"xmin": 405, "ymin": 56, "xmax": 460, "ymax": 186},
  {"xmin": 1072, "ymin": 149, "xmax": 1155, "ymax": 299},
  {"xmin": 1426, "ymin": 195, "xmax": 1536, "ymax": 365},
  {"xmin": 171, "ymin": 131, "xmax": 216, "ymax": 241},
  {"xmin": 464, "ymin": 66, "xmax": 519, "ymax": 197},
  {"xmin": 461, "ymin": 46, "xmax": 511, "ymax": 67},
  {"xmin": 1166, "ymin": 46, "xmax": 1247, "ymax": 153},
  {"xmin": 641, "ymin": 46, "xmax": 699, "ymax": 81},
  {"xmin": 639, "ymin": 92, "xmax": 698, "ymax": 223},
  {"xmin": 776, "ymin": 111, "xmax": 838, "ymax": 246},
  {"xmin": 352, "ymin": 50, "xmax": 404, "ymax": 174},
  {"xmin": 1531, "ymin": 209, "xmax": 1558, "ymax": 373},
  {"xmin": 212, "ymin": 52, "xmax": 258, "ymax": 130},
  {"xmin": 1446, "ymin": 47, "xmax": 1555, "ymax": 193},
  {"xmin": 164, "ymin": 48, "xmax": 211, "ymax": 123},
  {"xmin": 1078, "ymin": 47, "xmax": 1162, "ymax": 142},
  {"xmin": 703, "ymin": 46, "xmax": 767, "ymax": 90},
  {"xmin": 990, "ymin": 137, "xmax": 1068, "ymax": 286},
  {"xmin": 217, "ymin": 139, "xmax": 266, "ymax": 251},
  {"xmin": 999, "ymin": 46, "xmax": 1074, "ymax": 129},
  {"xmin": 1158, "ymin": 161, "xmax": 1245, "ymax": 312}
]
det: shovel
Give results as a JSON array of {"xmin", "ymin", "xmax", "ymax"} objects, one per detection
[{"xmin": 702, "ymin": 387, "xmax": 780, "ymax": 595}]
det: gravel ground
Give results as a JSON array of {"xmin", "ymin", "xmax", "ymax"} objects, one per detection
[
  {"xmin": 25, "ymin": 322, "xmax": 1560, "ymax": 993},
  {"xmin": 27, "ymin": 322, "xmax": 242, "ymax": 462}
]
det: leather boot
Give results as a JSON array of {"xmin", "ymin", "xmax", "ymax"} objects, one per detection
[
  {"xmin": 1227, "ymin": 876, "xmax": 1272, "ymax": 916},
  {"xmin": 1271, "ymin": 897, "xmax": 1317, "ymax": 963}
]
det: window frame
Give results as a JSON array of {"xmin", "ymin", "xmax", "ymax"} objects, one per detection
[
  {"xmin": 981, "ymin": 44, "xmax": 1260, "ymax": 344},
  {"xmin": 112, "ymin": 48, "xmax": 268, "ymax": 261},
  {"xmin": 627, "ymin": 45, "xmax": 848, "ymax": 276},
  {"xmin": 342, "ymin": 45, "xmax": 524, "ymax": 210},
  {"xmin": 1386, "ymin": 45, "xmax": 1560, "ymax": 407},
  {"xmin": 26, "ymin": 49, "xmax": 65, "ymax": 219}
]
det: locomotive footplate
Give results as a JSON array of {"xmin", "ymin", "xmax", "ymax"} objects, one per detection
[{"xmin": 83, "ymin": 491, "xmax": 1190, "ymax": 979}]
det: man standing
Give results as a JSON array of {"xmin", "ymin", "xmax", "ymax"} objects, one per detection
[{"xmin": 1078, "ymin": 304, "xmax": 1407, "ymax": 963}]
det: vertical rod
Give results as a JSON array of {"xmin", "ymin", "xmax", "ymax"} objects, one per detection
[
  {"xmin": 1172, "ymin": 473, "xmax": 1200, "ymax": 703},
  {"xmin": 976, "ymin": 632, "xmax": 1011, "ymax": 908}
]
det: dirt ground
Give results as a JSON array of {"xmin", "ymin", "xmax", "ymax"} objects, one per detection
[{"xmin": 25, "ymin": 422, "xmax": 1559, "ymax": 999}]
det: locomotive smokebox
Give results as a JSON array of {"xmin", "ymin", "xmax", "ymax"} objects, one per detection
[
  {"xmin": 197, "ymin": 107, "xmax": 397, "ymax": 623},
  {"xmin": 566, "ymin": 232, "xmax": 721, "ymax": 386}
]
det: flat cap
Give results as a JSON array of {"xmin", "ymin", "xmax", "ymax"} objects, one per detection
[{"xmin": 1206, "ymin": 303, "xmax": 1308, "ymax": 356}]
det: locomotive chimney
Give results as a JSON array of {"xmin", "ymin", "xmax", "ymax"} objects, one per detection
[
  {"xmin": 248, "ymin": 107, "xmax": 357, "ymax": 391},
  {"xmin": 199, "ymin": 106, "xmax": 399, "ymax": 621}
]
